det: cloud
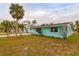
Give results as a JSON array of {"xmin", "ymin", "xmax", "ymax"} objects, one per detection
[
  {"xmin": 1, "ymin": 3, "xmax": 79, "ymax": 24},
  {"xmin": 16, "ymin": 3, "xmax": 79, "ymax": 25}
]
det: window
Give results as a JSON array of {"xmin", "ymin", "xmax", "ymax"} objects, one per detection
[
  {"xmin": 51, "ymin": 27, "xmax": 58, "ymax": 32},
  {"xmin": 36, "ymin": 28, "xmax": 41, "ymax": 32}
]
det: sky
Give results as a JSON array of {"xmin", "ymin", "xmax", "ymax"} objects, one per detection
[{"xmin": 0, "ymin": 3, "xmax": 79, "ymax": 24}]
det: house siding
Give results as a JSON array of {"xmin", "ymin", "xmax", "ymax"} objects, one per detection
[
  {"xmin": 67, "ymin": 24, "xmax": 74, "ymax": 37},
  {"xmin": 31, "ymin": 26, "xmax": 64, "ymax": 38},
  {"xmin": 41, "ymin": 27, "xmax": 64, "ymax": 38},
  {"xmin": 31, "ymin": 24, "xmax": 74, "ymax": 38},
  {"xmin": 31, "ymin": 29, "xmax": 40, "ymax": 35}
]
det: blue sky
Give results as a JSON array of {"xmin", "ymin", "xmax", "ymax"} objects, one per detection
[{"xmin": 0, "ymin": 3, "xmax": 79, "ymax": 24}]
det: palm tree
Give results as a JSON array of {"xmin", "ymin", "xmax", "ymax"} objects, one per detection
[
  {"xmin": 9, "ymin": 3, "xmax": 24, "ymax": 36},
  {"xmin": 1, "ymin": 20, "xmax": 12, "ymax": 37}
]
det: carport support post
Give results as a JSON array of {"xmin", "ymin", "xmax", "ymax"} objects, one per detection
[{"xmin": 63, "ymin": 25, "xmax": 67, "ymax": 39}]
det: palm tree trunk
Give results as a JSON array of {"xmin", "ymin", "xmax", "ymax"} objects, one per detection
[{"xmin": 16, "ymin": 20, "xmax": 18, "ymax": 36}]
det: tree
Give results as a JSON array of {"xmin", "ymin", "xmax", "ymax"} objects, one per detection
[
  {"xmin": 10, "ymin": 21, "xmax": 16, "ymax": 33},
  {"xmin": 9, "ymin": 3, "xmax": 24, "ymax": 36},
  {"xmin": 70, "ymin": 22, "xmax": 75, "ymax": 31},
  {"xmin": 32, "ymin": 20, "xmax": 37, "ymax": 26},
  {"xmin": 0, "ymin": 24, "xmax": 4, "ymax": 32},
  {"xmin": 1, "ymin": 20, "xmax": 12, "ymax": 37},
  {"xmin": 75, "ymin": 21, "xmax": 79, "ymax": 32},
  {"xmin": 18, "ymin": 23, "xmax": 25, "ymax": 33},
  {"xmin": 23, "ymin": 20, "xmax": 31, "ymax": 33}
]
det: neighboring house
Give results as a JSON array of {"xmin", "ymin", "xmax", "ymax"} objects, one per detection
[{"xmin": 31, "ymin": 22, "xmax": 74, "ymax": 38}]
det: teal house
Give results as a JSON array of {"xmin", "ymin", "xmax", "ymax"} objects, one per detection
[{"xmin": 31, "ymin": 22, "xmax": 74, "ymax": 38}]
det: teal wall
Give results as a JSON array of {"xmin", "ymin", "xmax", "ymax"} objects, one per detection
[
  {"xmin": 41, "ymin": 27, "xmax": 64, "ymax": 38},
  {"xmin": 31, "ymin": 29, "xmax": 41, "ymax": 35},
  {"xmin": 31, "ymin": 24, "xmax": 74, "ymax": 38},
  {"xmin": 67, "ymin": 24, "xmax": 74, "ymax": 37}
]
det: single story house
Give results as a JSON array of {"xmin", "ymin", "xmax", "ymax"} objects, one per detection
[{"xmin": 31, "ymin": 22, "xmax": 74, "ymax": 38}]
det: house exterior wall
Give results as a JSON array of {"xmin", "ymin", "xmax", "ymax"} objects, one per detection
[
  {"xmin": 41, "ymin": 27, "xmax": 64, "ymax": 38},
  {"xmin": 31, "ymin": 24, "xmax": 74, "ymax": 38},
  {"xmin": 66, "ymin": 24, "xmax": 74, "ymax": 37},
  {"xmin": 31, "ymin": 29, "xmax": 40, "ymax": 35},
  {"xmin": 31, "ymin": 26, "xmax": 64, "ymax": 38}
]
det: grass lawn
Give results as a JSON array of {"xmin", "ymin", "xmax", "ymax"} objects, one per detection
[{"xmin": 0, "ymin": 33, "xmax": 79, "ymax": 56}]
